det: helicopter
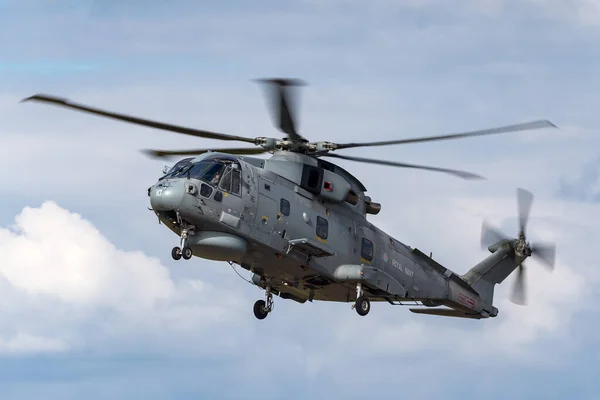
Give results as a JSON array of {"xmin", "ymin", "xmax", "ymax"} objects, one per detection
[{"xmin": 21, "ymin": 78, "xmax": 557, "ymax": 320}]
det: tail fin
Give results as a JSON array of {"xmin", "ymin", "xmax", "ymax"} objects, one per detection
[{"xmin": 461, "ymin": 240, "xmax": 520, "ymax": 310}]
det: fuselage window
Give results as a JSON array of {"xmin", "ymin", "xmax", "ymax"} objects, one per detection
[
  {"xmin": 361, "ymin": 238, "xmax": 373, "ymax": 261},
  {"xmin": 280, "ymin": 198, "xmax": 291, "ymax": 216},
  {"xmin": 316, "ymin": 216, "xmax": 328, "ymax": 240}
]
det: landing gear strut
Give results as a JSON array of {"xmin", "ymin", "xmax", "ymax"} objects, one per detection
[
  {"xmin": 253, "ymin": 282, "xmax": 274, "ymax": 320},
  {"xmin": 172, "ymin": 223, "xmax": 194, "ymax": 261},
  {"xmin": 352, "ymin": 282, "xmax": 370, "ymax": 316}
]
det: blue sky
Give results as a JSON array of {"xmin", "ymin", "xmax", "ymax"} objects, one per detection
[{"xmin": 1, "ymin": 0, "xmax": 600, "ymax": 398}]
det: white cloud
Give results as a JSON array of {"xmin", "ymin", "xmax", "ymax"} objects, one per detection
[
  {"xmin": 0, "ymin": 201, "xmax": 258, "ymax": 355},
  {"xmin": 0, "ymin": 333, "xmax": 67, "ymax": 354},
  {"xmin": 2, "ymin": 202, "xmax": 173, "ymax": 308}
]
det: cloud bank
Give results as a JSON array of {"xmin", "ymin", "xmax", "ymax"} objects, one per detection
[
  {"xmin": 0, "ymin": 201, "xmax": 258, "ymax": 357},
  {"xmin": 0, "ymin": 194, "xmax": 591, "ymax": 365}
]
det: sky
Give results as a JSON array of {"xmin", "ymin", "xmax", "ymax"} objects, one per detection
[{"xmin": 1, "ymin": 0, "xmax": 600, "ymax": 398}]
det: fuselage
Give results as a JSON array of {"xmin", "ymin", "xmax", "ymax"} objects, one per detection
[{"xmin": 147, "ymin": 152, "xmax": 472, "ymax": 308}]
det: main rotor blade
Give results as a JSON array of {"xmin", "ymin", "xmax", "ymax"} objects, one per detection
[
  {"xmin": 141, "ymin": 147, "xmax": 268, "ymax": 159},
  {"xmin": 530, "ymin": 242, "xmax": 556, "ymax": 270},
  {"xmin": 517, "ymin": 188, "xmax": 534, "ymax": 237},
  {"xmin": 21, "ymin": 94, "xmax": 259, "ymax": 144},
  {"xmin": 321, "ymin": 153, "xmax": 484, "ymax": 180},
  {"xmin": 331, "ymin": 120, "xmax": 557, "ymax": 151},
  {"xmin": 510, "ymin": 265, "xmax": 527, "ymax": 306},
  {"xmin": 255, "ymin": 78, "xmax": 308, "ymax": 143}
]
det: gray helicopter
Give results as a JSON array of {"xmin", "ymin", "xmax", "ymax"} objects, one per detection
[{"xmin": 22, "ymin": 79, "xmax": 557, "ymax": 320}]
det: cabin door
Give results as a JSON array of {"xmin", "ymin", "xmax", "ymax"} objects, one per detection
[
  {"xmin": 214, "ymin": 164, "xmax": 244, "ymax": 232},
  {"xmin": 252, "ymin": 176, "xmax": 279, "ymax": 247}
]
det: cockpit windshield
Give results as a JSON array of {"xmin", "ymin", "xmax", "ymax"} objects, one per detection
[
  {"xmin": 158, "ymin": 153, "xmax": 243, "ymax": 195},
  {"xmin": 160, "ymin": 157, "xmax": 194, "ymax": 180},
  {"xmin": 163, "ymin": 158, "xmax": 241, "ymax": 191},
  {"xmin": 185, "ymin": 161, "xmax": 227, "ymax": 184}
]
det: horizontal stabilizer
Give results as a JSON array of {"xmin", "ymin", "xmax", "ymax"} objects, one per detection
[{"xmin": 409, "ymin": 308, "xmax": 482, "ymax": 319}]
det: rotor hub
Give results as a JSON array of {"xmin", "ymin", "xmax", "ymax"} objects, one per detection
[{"xmin": 515, "ymin": 238, "xmax": 531, "ymax": 258}]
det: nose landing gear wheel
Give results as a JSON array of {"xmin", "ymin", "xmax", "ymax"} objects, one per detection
[
  {"xmin": 182, "ymin": 246, "xmax": 193, "ymax": 260},
  {"xmin": 355, "ymin": 296, "xmax": 370, "ymax": 316},
  {"xmin": 253, "ymin": 300, "xmax": 269, "ymax": 320},
  {"xmin": 171, "ymin": 221, "xmax": 195, "ymax": 261},
  {"xmin": 171, "ymin": 246, "xmax": 182, "ymax": 260}
]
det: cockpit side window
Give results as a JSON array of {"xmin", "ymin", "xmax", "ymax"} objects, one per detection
[
  {"xmin": 218, "ymin": 166, "xmax": 242, "ymax": 195},
  {"xmin": 205, "ymin": 164, "xmax": 226, "ymax": 186},
  {"xmin": 219, "ymin": 168, "xmax": 233, "ymax": 192},
  {"xmin": 231, "ymin": 169, "xmax": 241, "ymax": 194}
]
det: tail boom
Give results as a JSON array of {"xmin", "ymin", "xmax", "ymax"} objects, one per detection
[
  {"xmin": 461, "ymin": 240, "xmax": 522, "ymax": 312},
  {"xmin": 409, "ymin": 243, "xmax": 519, "ymax": 319}
]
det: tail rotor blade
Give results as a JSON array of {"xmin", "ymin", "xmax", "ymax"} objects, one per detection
[
  {"xmin": 531, "ymin": 242, "xmax": 556, "ymax": 270},
  {"xmin": 510, "ymin": 265, "xmax": 527, "ymax": 306},
  {"xmin": 481, "ymin": 220, "xmax": 509, "ymax": 249},
  {"xmin": 517, "ymin": 188, "xmax": 534, "ymax": 236},
  {"xmin": 482, "ymin": 188, "xmax": 556, "ymax": 306}
]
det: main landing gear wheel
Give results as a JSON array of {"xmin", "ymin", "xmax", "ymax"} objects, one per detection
[
  {"xmin": 171, "ymin": 246, "xmax": 182, "ymax": 260},
  {"xmin": 253, "ymin": 300, "xmax": 269, "ymax": 320},
  {"xmin": 352, "ymin": 282, "xmax": 370, "ymax": 316},
  {"xmin": 355, "ymin": 296, "xmax": 370, "ymax": 316},
  {"xmin": 182, "ymin": 246, "xmax": 192, "ymax": 260},
  {"xmin": 253, "ymin": 282, "xmax": 274, "ymax": 320}
]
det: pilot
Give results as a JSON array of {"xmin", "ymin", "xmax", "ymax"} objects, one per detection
[{"xmin": 210, "ymin": 170, "xmax": 221, "ymax": 185}]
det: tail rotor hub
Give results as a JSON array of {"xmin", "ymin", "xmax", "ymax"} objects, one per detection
[{"xmin": 515, "ymin": 238, "xmax": 531, "ymax": 258}]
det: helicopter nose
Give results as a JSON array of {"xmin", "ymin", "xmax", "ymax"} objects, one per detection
[{"xmin": 149, "ymin": 181, "xmax": 185, "ymax": 211}]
